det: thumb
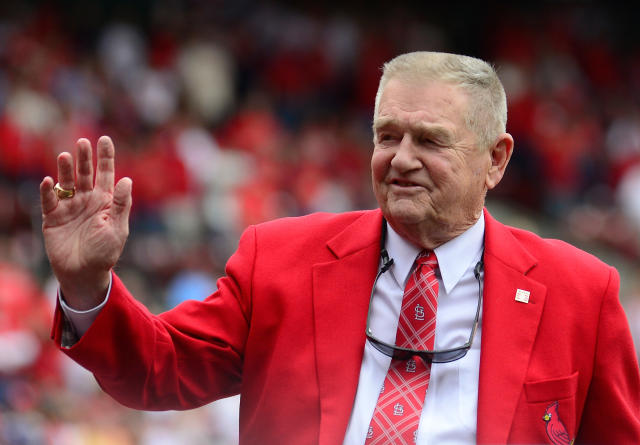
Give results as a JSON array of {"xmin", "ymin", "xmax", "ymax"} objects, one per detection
[{"xmin": 112, "ymin": 177, "xmax": 133, "ymax": 235}]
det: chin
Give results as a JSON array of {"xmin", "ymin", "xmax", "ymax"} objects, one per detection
[{"xmin": 383, "ymin": 203, "xmax": 430, "ymax": 226}]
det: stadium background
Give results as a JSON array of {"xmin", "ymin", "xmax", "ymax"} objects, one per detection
[{"xmin": 1, "ymin": 1, "xmax": 640, "ymax": 443}]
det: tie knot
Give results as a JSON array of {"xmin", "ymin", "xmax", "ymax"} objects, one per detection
[{"xmin": 416, "ymin": 250, "xmax": 437, "ymax": 268}]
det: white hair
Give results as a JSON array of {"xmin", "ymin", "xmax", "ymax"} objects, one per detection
[{"xmin": 373, "ymin": 51, "xmax": 507, "ymax": 148}]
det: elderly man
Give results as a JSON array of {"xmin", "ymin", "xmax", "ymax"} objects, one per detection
[{"xmin": 41, "ymin": 52, "xmax": 640, "ymax": 444}]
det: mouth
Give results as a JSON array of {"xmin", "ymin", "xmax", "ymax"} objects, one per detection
[{"xmin": 389, "ymin": 178, "xmax": 422, "ymax": 188}]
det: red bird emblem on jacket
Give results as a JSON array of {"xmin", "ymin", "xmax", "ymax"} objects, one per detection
[{"xmin": 542, "ymin": 401, "xmax": 574, "ymax": 445}]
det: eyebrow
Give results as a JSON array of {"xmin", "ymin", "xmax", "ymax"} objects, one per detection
[{"xmin": 373, "ymin": 117, "xmax": 454, "ymax": 145}]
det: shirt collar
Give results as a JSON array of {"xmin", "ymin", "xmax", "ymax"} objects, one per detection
[{"xmin": 385, "ymin": 215, "xmax": 485, "ymax": 294}]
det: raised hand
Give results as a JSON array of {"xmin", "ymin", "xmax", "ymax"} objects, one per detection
[{"xmin": 40, "ymin": 136, "xmax": 132, "ymax": 310}]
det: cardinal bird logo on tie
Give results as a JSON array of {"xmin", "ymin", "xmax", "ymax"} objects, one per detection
[{"xmin": 542, "ymin": 401, "xmax": 574, "ymax": 445}]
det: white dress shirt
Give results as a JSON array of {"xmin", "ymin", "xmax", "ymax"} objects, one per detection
[{"xmin": 343, "ymin": 216, "xmax": 485, "ymax": 445}]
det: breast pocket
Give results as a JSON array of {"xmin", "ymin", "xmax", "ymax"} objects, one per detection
[
  {"xmin": 521, "ymin": 372, "xmax": 579, "ymax": 443},
  {"xmin": 524, "ymin": 371, "xmax": 578, "ymax": 403}
]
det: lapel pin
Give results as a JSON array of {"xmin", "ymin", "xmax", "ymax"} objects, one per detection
[{"xmin": 515, "ymin": 289, "xmax": 530, "ymax": 304}]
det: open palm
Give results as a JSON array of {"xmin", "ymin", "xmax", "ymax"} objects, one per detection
[{"xmin": 40, "ymin": 136, "xmax": 132, "ymax": 309}]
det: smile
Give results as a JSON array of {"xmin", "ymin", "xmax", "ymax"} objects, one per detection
[
  {"xmin": 388, "ymin": 183, "xmax": 425, "ymax": 195},
  {"xmin": 390, "ymin": 179, "xmax": 422, "ymax": 188}
]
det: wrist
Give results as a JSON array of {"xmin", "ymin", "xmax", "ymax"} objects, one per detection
[{"xmin": 59, "ymin": 270, "xmax": 111, "ymax": 310}]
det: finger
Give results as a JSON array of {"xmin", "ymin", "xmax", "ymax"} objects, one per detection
[
  {"xmin": 56, "ymin": 152, "xmax": 75, "ymax": 190},
  {"xmin": 111, "ymin": 177, "xmax": 132, "ymax": 237},
  {"xmin": 75, "ymin": 138, "xmax": 94, "ymax": 192},
  {"xmin": 40, "ymin": 176, "xmax": 58, "ymax": 215},
  {"xmin": 95, "ymin": 135, "xmax": 115, "ymax": 194}
]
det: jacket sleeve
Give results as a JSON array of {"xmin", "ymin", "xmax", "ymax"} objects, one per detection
[
  {"xmin": 50, "ymin": 225, "xmax": 258, "ymax": 410},
  {"xmin": 577, "ymin": 266, "xmax": 640, "ymax": 443}
]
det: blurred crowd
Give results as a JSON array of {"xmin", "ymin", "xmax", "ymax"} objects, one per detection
[{"xmin": 1, "ymin": 1, "xmax": 640, "ymax": 444}]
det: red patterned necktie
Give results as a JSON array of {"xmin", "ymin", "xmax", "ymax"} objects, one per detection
[{"xmin": 365, "ymin": 251, "xmax": 438, "ymax": 445}]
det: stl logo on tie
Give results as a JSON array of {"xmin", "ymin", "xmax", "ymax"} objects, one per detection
[
  {"xmin": 393, "ymin": 403, "xmax": 404, "ymax": 416},
  {"xmin": 406, "ymin": 359, "xmax": 417, "ymax": 373},
  {"xmin": 414, "ymin": 303, "xmax": 425, "ymax": 321},
  {"xmin": 367, "ymin": 426, "xmax": 374, "ymax": 439}
]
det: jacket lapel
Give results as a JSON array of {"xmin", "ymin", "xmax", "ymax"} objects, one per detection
[
  {"xmin": 313, "ymin": 210, "xmax": 383, "ymax": 445},
  {"xmin": 311, "ymin": 208, "xmax": 548, "ymax": 444},
  {"xmin": 476, "ymin": 209, "xmax": 547, "ymax": 444}
]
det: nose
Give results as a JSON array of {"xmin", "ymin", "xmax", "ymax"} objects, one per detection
[{"xmin": 390, "ymin": 134, "xmax": 421, "ymax": 172}]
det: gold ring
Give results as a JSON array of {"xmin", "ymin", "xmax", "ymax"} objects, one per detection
[{"xmin": 54, "ymin": 183, "xmax": 75, "ymax": 200}]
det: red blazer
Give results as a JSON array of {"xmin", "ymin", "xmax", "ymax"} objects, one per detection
[{"xmin": 52, "ymin": 209, "xmax": 640, "ymax": 444}]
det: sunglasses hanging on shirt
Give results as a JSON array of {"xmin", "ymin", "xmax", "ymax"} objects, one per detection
[{"xmin": 365, "ymin": 219, "xmax": 483, "ymax": 364}]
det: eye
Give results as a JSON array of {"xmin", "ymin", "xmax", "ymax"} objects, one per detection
[
  {"xmin": 418, "ymin": 136, "xmax": 448, "ymax": 149},
  {"xmin": 417, "ymin": 134, "xmax": 442, "ymax": 146},
  {"xmin": 377, "ymin": 133, "xmax": 397, "ymax": 143}
]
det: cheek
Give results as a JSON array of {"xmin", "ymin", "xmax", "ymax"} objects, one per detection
[
  {"xmin": 432, "ymin": 155, "xmax": 476, "ymax": 187},
  {"xmin": 371, "ymin": 150, "xmax": 391, "ymax": 182},
  {"xmin": 420, "ymin": 156, "xmax": 450, "ymax": 186}
]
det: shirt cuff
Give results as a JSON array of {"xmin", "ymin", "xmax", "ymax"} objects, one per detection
[{"xmin": 58, "ymin": 272, "xmax": 112, "ymax": 339}]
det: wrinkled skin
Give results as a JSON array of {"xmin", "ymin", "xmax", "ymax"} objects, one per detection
[
  {"xmin": 371, "ymin": 78, "xmax": 513, "ymax": 249},
  {"xmin": 40, "ymin": 136, "xmax": 132, "ymax": 309}
]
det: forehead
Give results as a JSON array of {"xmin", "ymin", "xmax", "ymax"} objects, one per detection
[{"xmin": 375, "ymin": 78, "xmax": 470, "ymax": 133}]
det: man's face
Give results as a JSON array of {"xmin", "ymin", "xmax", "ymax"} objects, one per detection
[{"xmin": 372, "ymin": 78, "xmax": 493, "ymax": 246}]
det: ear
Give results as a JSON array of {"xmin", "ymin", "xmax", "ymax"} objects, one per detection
[{"xmin": 485, "ymin": 132, "xmax": 514, "ymax": 190}]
